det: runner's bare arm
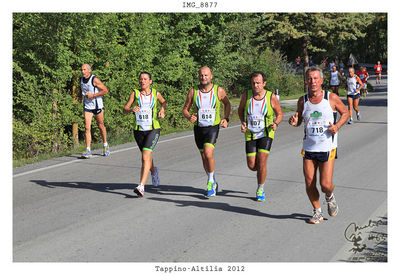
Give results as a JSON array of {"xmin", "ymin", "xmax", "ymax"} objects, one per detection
[
  {"xmin": 218, "ymin": 87, "xmax": 231, "ymax": 128},
  {"xmin": 157, "ymin": 91, "xmax": 166, "ymax": 118},
  {"xmin": 87, "ymin": 77, "xmax": 108, "ymax": 99},
  {"xmin": 270, "ymin": 93, "xmax": 283, "ymax": 130},
  {"xmin": 182, "ymin": 88, "xmax": 197, "ymax": 123},
  {"xmin": 238, "ymin": 92, "xmax": 247, "ymax": 133},
  {"xmin": 328, "ymin": 93, "xmax": 349, "ymax": 134},
  {"xmin": 123, "ymin": 91, "xmax": 137, "ymax": 114},
  {"xmin": 288, "ymin": 96, "xmax": 304, "ymax": 127}
]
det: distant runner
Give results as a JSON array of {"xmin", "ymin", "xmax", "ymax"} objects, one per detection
[
  {"xmin": 80, "ymin": 64, "xmax": 110, "ymax": 158},
  {"xmin": 374, "ymin": 61, "xmax": 382, "ymax": 84},
  {"xmin": 356, "ymin": 66, "xmax": 370, "ymax": 99},
  {"xmin": 329, "ymin": 65, "xmax": 342, "ymax": 96},
  {"xmin": 345, "ymin": 67, "xmax": 363, "ymax": 124}
]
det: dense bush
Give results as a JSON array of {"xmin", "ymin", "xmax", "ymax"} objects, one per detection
[{"xmin": 13, "ymin": 13, "xmax": 385, "ymax": 161}]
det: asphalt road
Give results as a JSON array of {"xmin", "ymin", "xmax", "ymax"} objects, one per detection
[{"xmin": 13, "ymin": 76, "xmax": 387, "ymax": 264}]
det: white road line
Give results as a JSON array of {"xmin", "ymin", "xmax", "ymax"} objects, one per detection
[{"xmin": 13, "ymin": 124, "xmax": 241, "ymax": 178}]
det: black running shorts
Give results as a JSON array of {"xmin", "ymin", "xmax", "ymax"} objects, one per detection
[
  {"xmin": 193, "ymin": 124, "xmax": 220, "ymax": 151},
  {"xmin": 245, "ymin": 136, "xmax": 273, "ymax": 156},
  {"xmin": 134, "ymin": 129, "xmax": 161, "ymax": 152}
]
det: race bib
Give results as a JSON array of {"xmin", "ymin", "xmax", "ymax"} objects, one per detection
[
  {"xmin": 306, "ymin": 120, "xmax": 329, "ymax": 142},
  {"xmin": 247, "ymin": 114, "xmax": 266, "ymax": 133},
  {"xmin": 136, "ymin": 107, "xmax": 153, "ymax": 126},
  {"xmin": 198, "ymin": 108, "xmax": 216, "ymax": 127}
]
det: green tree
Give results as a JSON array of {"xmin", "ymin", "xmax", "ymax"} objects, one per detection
[{"xmin": 254, "ymin": 13, "xmax": 376, "ymax": 91}]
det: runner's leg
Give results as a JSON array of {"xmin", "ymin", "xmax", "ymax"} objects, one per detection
[
  {"xmin": 303, "ymin": 158, "xmax": 320, "ymax": 210},
  {"xmin": 84, "ymin": 111, "xmax": 94, "ymax": 148}
]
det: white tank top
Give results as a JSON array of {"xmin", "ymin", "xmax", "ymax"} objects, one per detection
[
  {"xmin": 346, "ymin": 75, "xmax": 359, "ymax": 95},
  {"xmin": 195, "ymin": 87, "xmax": 217, "ymax": 127},
  {"xmin": 81, "ymin": 74, "xmax": 104, "ymax": 110},
  {"xmin": 135, "ymin": 92, "xmax": 156, "ymax": 131},
  {"xmin": 330, "ymin": 71, "xmax": 339, "ymax": 86},
  {"xmin": 302, "ymin": 91, "xmax": 336, "ymax": 152},
  {"xmin": 247, "ymin": 93, "xmax": 269, "ymax": 139}
]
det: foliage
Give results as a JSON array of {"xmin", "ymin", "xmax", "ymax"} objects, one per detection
[{"xmin": 12, "ymin": 13, "xmax": 387, "ymax": 161}]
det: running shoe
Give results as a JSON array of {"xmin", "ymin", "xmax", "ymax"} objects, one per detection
[
  {"xmin": 134, "ymin": 184, "xmax": 145, "ymax": 197},
  {"xmin": 347, "ymin": 118, "xmax": 353, "ymax": 124},
  {"xmin": 152, "ymin": 167, "xmax": 160, "ymax": 186},
  {"xmin": 326, "ymin": 195, "xmax": 339, "ymax": 216},
  {"xmin": 205, "ymin": 181, "xmax": 218, "ymax": 197},
  {"xmin": 309, "ymin": 210, "xmax": 324, "ymax": 224},
  {"xmin": 103, "ymin": 145, "xmax": 110, "ymax": 156},
  {"xmin": 81, "ymin": 150, "xmax": 92, "ymax": 159},
  {"xmin": 256, "ymin": 189, "xmax": 265, "ymax": 202}
]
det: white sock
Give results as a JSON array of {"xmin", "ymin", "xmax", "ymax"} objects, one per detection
[
  {"xmin": 326, "ymin": 193, "xmax": 334, "ymax": 201},
  {"xmin": 208, "ymin": 171, "xmax": 214, "ymax": 183},
  {"xmin": 86, "ymin": 147, "xmax": 91, "ymax": 151},
  {"xmin": 314, "ymin": 208, "xmax": 322, "ymax": 213},
  {"xmin": 257, "ymin": 184, "xmax": 264, "ymax": 191},
  {"xmin": 104, "ymin": 142, "xmax": 108, "ymax": 147}
]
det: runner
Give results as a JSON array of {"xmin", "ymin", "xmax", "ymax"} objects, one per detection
[
  {"xmin": 123, "ymin": 72, "xmax": 166, "ymax": 197},
  {"xmin": 329, "ymin": 65, "xmax": 342, "ymax": 96},
  {"xmin": 237, "ymin": 72, "xmax": 283, "ymax": 201},
  {"xmin": 374, "ymin": 61, "xmax": 382, "ymax": 84},
  {"xmin": 338, "ymin": 60, "xmax": 345, "ymax": 76},
  {"xmin": 345, "ymin": 67, "xmax": 363, "ymax": 124},
  {"xmin": 356, "ymin": 66, "xmax": 370, "ymax": 99},
  {"xmin": 321, "ymin": 58, "xmax": 327, "ymax": 71},
  {"xmin": 80, "ymin": 64, "xmax": 110, "ymax": 158},
  {"xmin": 182, "ymin": 66, "xmax": 231, "ymax": 198},
  {"xmin": 329, "ymin": 60, "xmax": 335, "ymax": 72},
  {"xmin": 288, "ymin": 66, "xmax": 349, "ymax": 224},
  {"xmin": 296, "ymin": 56, "xmax": 301, "ymax": 68}
]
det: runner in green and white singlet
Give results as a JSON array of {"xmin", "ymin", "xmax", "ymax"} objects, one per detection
[
  {"xmin": 124, "ymin": 72, "xmax": 166, "ymax": 197},
  {"xmin": 238, "ymin": 71, "xmax": 283, "ymax": 202},
  {"xmin": 182, "ymin": 66, "xmax": 231, "ymax": 198}
]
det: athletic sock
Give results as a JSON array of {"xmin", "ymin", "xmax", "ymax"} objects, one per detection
[
  {"xmin": 208, "ymin": 171, "xmax": 215, "ymax": 183},
  {"xmin": 314, "ymin": 208, "xmax": 322, "ymax": 213},
  {"xmin": 257, "ymin": 184, "xmax": 264, "ymax": 191},
  {"xmin": 104, "ymin": 142, "xmax": 108, "ymax": 147},
  {"xmin": 326, "ymin": 193, "xmax": 334, "ymax": 201},
  {"xmin": 86, "ymin": 147, "xmax": 91, "ymax": 151}
]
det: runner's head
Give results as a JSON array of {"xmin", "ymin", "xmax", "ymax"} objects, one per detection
[
  {"xmin": 348, "ymin": 67, "xmax": 355, "ymax": 77},
  {"xmin": 250, "ymin": 71, "xmax": 267, "ymax": 93},
  {"xmin": 81, "ymin": 64, "xmax": 92, "ymax": 78},
  {"xmin": 332, "ymin": 65, "xmax": 337, "ymax": 72},
  {"xmin": 198, "ymin": 66, "xmax": 213, "ymax": 86},
  {"xmin": 139, "ymin": 71, "xmax": 152, "ymax": 90},
  {"xmin": 305, "ymin": 66, "xmax": 324, "ymax": 93}
]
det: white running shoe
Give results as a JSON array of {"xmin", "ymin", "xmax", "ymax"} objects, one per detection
[{"xmin": 134, "ymin": 184, "xmax": 145, "ymax": 197}]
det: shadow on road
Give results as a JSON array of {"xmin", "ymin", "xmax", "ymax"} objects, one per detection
[
  {"xmin": 148, "ymin": 197, "xmax": 311, "ymax": 223},
  {"xmin": 31, "ymin": 180, "xmax": 312, "ymax": 222},
  {"xmin": 31, "ymin": 179, "xmax": 137, "ymax": 198}
]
